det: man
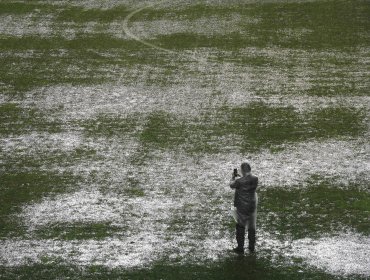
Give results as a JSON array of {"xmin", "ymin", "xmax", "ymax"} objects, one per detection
[{"xmin": 230, "ymin": 162, "xmax": 258, "ymax": 254}]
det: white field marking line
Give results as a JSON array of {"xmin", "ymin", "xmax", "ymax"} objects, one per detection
[
  {"xmin": 116, "ymin": 1, "xmax": 177, "ymax": 84},
  {"xmin": 121, "ymin": 0, "xmax": 204, "ymax": 75},
  {"xmin": 122, "ymin": 0, "xmax": 178, "ymax": 55}
]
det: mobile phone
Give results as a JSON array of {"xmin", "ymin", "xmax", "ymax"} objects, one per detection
[{"xmin": 233, "ymin": 168, "xmax": 238, "ymax": 177}]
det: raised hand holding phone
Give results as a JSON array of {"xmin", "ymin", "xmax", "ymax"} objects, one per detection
[{"xmin": 232, "ymin": 168, "xmax": 240, "ymax": 180}]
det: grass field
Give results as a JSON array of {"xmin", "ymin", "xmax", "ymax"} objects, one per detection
[{"xmin": 0, "ymin": 0, "xmax": 369, "ymax": 279}]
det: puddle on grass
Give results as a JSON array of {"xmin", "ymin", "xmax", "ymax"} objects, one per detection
[
  {"xmin": 0, "ymin": 230, "xmax": 368, "ymax": 277},
  {"xmin": 1, "ymin": 0, "xmax": 369, "ymax": 277},
  {"xmin": 116, "ymin": 16, "xmax": 260, "ymax": 39},
  {"xmin": 2, "ymin": 82, "xmax": 368, "ymax": 278},
  {"xmin": 0, "ymin": 132, "xmax": 83, "ymax": 155},
  {"xmin": 24, "ymin": 85, "xmax": 220, "ymax": 120},
  {"xmin": 20, "ymin": 190, "xmax": 179, "ymax": 231},
  {"xmin": 1, "ymin": 0, "xmax": 369, "ymax": 52},
  {"xmin": 2, "ymin": 139, "xmax": 367, "ymax": 276},
  {"xmin": 288, "ymin": 232, "xmax": 370, "ymax": 277},
  {"xmin": 23, "ymin": 83, "xmax": 370, "ymax": 121},
  {"xmin": 0, "ymin": 1, "xmax": 268, "ymax": 40},
  {"xmin": 0, "ymin": 14, "xmax": 257, "ymax": 39},
  {"xmin": 0, "ymin": 14, "xmax": 54, "ymax": 38},
  {"xmin": 32, "ymin": 0, "xmax": 330, "ymax": 10},
  {"xmin": 3, "ymin": 132, "xmax": 368, "ymax": 187}
]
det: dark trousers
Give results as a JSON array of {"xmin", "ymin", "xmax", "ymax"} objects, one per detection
[{"xmin": 236, "ymin": 223, "xmax": 256, "ymax": 251}]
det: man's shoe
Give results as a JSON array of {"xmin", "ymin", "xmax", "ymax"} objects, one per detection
[
  {"xmin": 232, "ymin": 247, "xmax": 244, "ymax": 254},
  {"xmin": 248, "ymin": 246, "xmax": 255, "ymax": 253}
]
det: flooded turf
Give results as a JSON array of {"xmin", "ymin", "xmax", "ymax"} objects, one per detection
[{"xmin": 0, "ymin": 0, "xmax": 369, "ymax": 279}]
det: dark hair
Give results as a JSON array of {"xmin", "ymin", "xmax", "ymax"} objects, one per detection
[{"xmin": 241, "ymin": 162, "xmax": 251, "ymax": 172}]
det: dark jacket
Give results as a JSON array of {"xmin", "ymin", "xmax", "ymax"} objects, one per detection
[{"xmin": 230, "ymin": 175, "xmax": 258, "ymax": 213}]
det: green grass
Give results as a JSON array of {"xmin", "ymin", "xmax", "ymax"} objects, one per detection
[
  {"xmin": 305, "ymin": 83, "xmax": 358, "ymax": 97},
  {"xmin": 145, "ymin": 0, "xmax": 370, "ymax": 50},
  {"xmin": 223, "ymin": 104, "xmax": 366, "ymax": 152},
  {"xmin": 56, "ymin": 6, "xmax": 131, "ymax": 23},
  {"xmin": 2, "ymin": 0, "xmax": 368, "ymax": 50},
  {"xmin": 0, "ymin": 40, "xmax": 168, "ymax": 93},
  {"xmin": 1, "ymin": 0, "xmax": 369, "ymax": 94},
  {"xmin": 193, "ymin": 104, "xmax": 366, "ymax": 153},
  {"xmin": 78, "ymin": 105, "xmax": 366, "ymax": 154},
  {"xmin": 0, "ymin": 103, "xmax": 61, "ymax": 135},
  {"xmin": 0, "ymin": 2, "xmax": 55, "ymax": 15},
  {"xmin": 309, "ymin": 107, "xmax": 366, "ymax": 138},
  {"xmin": 250, "ymin": 0, "xmax": 370, "ymax": 50},
  {"xmin": 1, "ymin": 147, "xmax": 98, "ymax": 172},
  {"xmin": 123, "ymin": 177, "xmax": 146, "ymax": 197},
  {"xmin": 0, "ymin": 171, "xmax": 79, "ymax": 237},
  {"xmin": 259, "ymin": 180, "xmax": 370, "ymax": 239},
  {"xmin": 0, "ymin": 52, "xmax": 108, "ymax": 93},
  {"xmin": 0, "ymin": 256, "xmax": 353, "ymax": 280},
  {"xmin": 0, "ymin": 0, "xmax": 368, "ymax": 278},
  {"xmin": 0, "ymin": 35, "xmax": 146, "ymax": 51},
  {"xmin": 167, "ymin": 203, "xmax": 201, "ymax": 233},
  {"xmin": 139, "ymin": 111, "xmax": 188, "ymax": 149}
]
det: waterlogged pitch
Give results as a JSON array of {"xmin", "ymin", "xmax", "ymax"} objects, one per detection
[{"xmin": 0, "ymin": 0, "xmax": 369, "ymax": 279}]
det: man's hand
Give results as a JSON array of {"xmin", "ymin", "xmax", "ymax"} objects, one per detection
[{"xmin": 230, "ymin": 173, "xmax": 237, "ymax": 189}]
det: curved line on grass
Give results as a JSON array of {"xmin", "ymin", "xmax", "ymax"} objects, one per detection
[{"xmin": 122, "ymin": 0, "xmax": 177, "ymax": 55}]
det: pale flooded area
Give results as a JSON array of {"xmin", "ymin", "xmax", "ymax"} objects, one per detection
[{"xmin": 0, "ymin": 0, "xmax": 369, "ymax": 279}]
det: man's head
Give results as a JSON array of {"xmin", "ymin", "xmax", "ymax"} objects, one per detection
[{"xmin": 241, "ymin": 162, "xmax": 251, "ymax": 176}]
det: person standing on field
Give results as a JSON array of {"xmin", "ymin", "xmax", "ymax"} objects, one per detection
[{"xmin": 230, "ymin": 162, "xmax": 258, "ymax": 254}]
